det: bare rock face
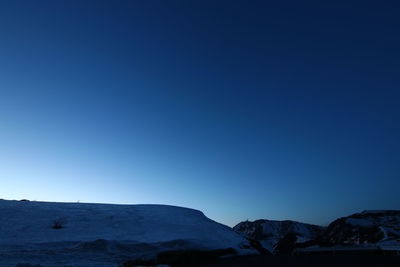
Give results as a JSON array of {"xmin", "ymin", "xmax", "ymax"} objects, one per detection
[{"xmin": 321, "ymin": 210, "xmax": 400, "ymax": 246}]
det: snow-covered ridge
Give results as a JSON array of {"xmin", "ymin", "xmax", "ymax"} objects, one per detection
[{"xmin": 0, "ymin": 200, "xmax": 254, "ymax": 266}]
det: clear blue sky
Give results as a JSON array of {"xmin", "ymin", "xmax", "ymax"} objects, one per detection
[{"xmin": 0, "ymin": 0, "xmax": 399, "ymax": 226}]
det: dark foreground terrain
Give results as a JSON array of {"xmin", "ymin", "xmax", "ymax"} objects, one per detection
[{"xmin": 200, "ymin": 255, "xmax": 400, "ymax": 267}]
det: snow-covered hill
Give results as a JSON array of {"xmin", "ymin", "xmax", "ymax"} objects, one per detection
[
  {"xmin": 0, "ymin": 200, "xmax": 254, "ymax": 267},
  {"xmin": 233, "ymin": 219, "xmax": 324, "ymax": 253}
]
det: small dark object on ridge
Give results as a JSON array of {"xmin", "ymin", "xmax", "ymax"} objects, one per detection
[
  {"xmin": 52, "ymin": 218, "xmax": 66, "ymax": 229},
  {"xmin": 19, "ymin": 199, "xmax": 30, "ymax": 202}
]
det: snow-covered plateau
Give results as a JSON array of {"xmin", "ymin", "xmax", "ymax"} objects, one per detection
[{"xmin": 0, "ymin": 200, "xmax": 254, "ymax": 267}]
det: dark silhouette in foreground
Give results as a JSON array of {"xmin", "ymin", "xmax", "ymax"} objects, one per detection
[
  {"xmin": 201, "ymin": 254, "xmax": 400, "ymax": 267},
  {"xmin": 122, "ymin": 248, "xmax": 237, "ymax": 267}
]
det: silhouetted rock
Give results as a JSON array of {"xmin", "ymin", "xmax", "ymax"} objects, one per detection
[{"xmin": 274, "ymin": 233, "xmax": 298, "ymax": 254}]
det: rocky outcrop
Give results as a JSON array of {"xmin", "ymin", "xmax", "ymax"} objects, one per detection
[
  {"xmin": 233, "ymin": 219, "xmax": 325, "ymax": 253},
  {"xmin": 234, "ymin": 210, "xmax": 400, "ymax": 254},
  {"xmin": 321, "ymin": 210, "xmax": 400, "ymax": 246}
]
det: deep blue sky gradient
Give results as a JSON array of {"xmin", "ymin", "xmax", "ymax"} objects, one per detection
[{"xmin": 0, "ymin": 0, "xmax": 399, "ymax": 226}]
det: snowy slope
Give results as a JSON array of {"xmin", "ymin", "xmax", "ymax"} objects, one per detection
[
  {"xmin": 233, "ymin": 219, "xmax": 324, "ymax": 253},
  {"xmin": 0, "ymin": 200, "xmax": 254, "ymax": 266}
]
